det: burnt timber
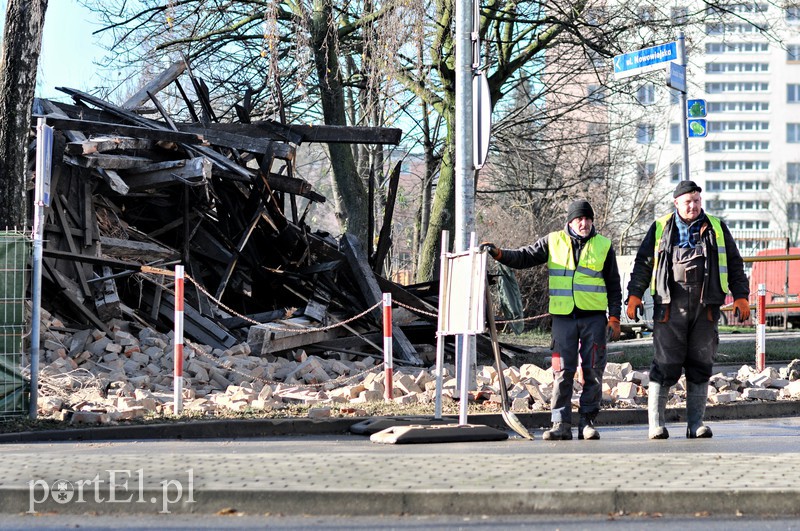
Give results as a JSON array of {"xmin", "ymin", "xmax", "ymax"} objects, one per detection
[{"xmin": 29, "ymin": 73, "xmax": 430, "ymax": 365}]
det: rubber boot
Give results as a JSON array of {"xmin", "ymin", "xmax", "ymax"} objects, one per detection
[
  {"xmin": 686, "ymin": 381, "xmax": 713, "ymax": 439},
  {"xmin": 542, "ymin": 422, "xmax": 573, "ymax": 441},
  {"xmin": 648, "ymin": 381, "xmax": 670, "ymax": 440},
  {"xmin": 578, "ymin": 413, "xmax": 600, "ymax": 440}
]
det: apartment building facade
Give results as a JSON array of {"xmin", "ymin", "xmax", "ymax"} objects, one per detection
[{"xmin": 634, "ymin": 2, "xmax": 800, "ymax": 254}]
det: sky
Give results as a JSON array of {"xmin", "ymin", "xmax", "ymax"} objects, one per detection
[{"xmin": 1, "ymin": 0, "xmax": 109, "ymax": 100}]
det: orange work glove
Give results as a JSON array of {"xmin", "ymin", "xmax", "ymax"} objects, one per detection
[
  {"xmin": 479, "ymin": 241, "xmax": 501, "ymax": 259},
  {"xmin": 607, "ymin": 316, "xmax": 621, "ymax": 342},
  {"xmin": 626, "ymin": 295, "xmax": 643, "ymax": 321},
  {"xmin": 733, "ymin": 298, "xmax": 750, "ymax": 322}
]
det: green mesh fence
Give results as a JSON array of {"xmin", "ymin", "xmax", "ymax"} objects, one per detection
[{"xmin": 0, "ymin": 231, "xmax": 30, "ymax": 420}]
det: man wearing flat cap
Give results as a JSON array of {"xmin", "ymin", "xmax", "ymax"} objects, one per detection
[
  {"xmin": 481, "ymin": 200, "xmax": 622, "ymax": 440},
  {"xmin": 626, "ymin": 180, "xmax": 750, "ymax": 440}
]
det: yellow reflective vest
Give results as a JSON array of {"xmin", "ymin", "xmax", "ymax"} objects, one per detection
[
  {"xmin": 547, "ymin": 231, "xmax": 611, "ymax": 315},
  {"xmin": 652, "ymin": 212, "xmax": 729, "ymax": 294}
]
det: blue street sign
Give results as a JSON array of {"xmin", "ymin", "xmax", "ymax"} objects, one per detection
[
  {"xmin": 688, "ymin": 119, "xmax": 708, "ymax": 138},
  {"xmin": 613, "ymin": 41, "xmax": 678, "ymax": 79},
  {"xmin": 687, "ymin": 99, "xmax": 707, "ymax": 118}
]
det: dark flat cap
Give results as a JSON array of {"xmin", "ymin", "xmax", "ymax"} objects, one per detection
[
  {"xmin": 566, "ymin": 200, "xmax": 594, "ymax": 223},
  {"xmin": 673, "ymin": 180, "xmax": 702, "ymax": 198}
]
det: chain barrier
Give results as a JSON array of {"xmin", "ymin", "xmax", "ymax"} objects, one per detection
[
  {"xmin": 393, "ymin": 299, "xmax": 438, "ymax": 318},
  {"xmin": 182, "ymin": 273, "xmax": 382, "ymax": 335}
]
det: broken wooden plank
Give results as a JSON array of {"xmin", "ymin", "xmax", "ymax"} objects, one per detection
[
  {"xmin": 65, "ymin": 136, "xmax": 153, "ymax": 155},
  {"xmin": 35, "ymin": 114, "xmax": 205, "ymax": 145},
  {"xmin": 122, "ymin": 156, "xmax": 211, "ymax": 191},
  {"xmin": 254, "ymin": 120, "xmax": 402, "ymax": 145},
  {"xmin": 340, "ymin": 233, "xmax": 422, "ymax": 365},
  {"xmin": 96, "ymin": 168, "xmax": 130, "ymax": 195},
  {"xmin": 99, "ymin": 236, "xmax": 178, "ymax": 261},
  {"xmin": 67, "ymin": 153, "xmax": 155, "ymax": 170},
  {"xmin": 123, "ymin": 60, "xmax": 187, "ymax": 110},
  {"xmin": 247, "ymin": 318, "xmax": 341, "ymax": 355},
  {"xmin": 176, "ymin": 123, "xmax": 296, "ymax": 158}
]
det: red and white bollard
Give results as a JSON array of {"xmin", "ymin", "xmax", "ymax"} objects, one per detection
[
  {"xmin": 174, "ymin": 265, "xmax": 185, "ymax": 414},
  {"xmin": 382, "ymin": 293, "xmax": 393, "ymax": 401},
  {"xmin": 756, "ymin": 283, "xmax": 766, "ymax": 372}
]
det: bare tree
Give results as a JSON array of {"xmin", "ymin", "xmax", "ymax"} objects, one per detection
[{"xmin": 0, "ymin": 0, "xmax": 48, "ymax": 227}]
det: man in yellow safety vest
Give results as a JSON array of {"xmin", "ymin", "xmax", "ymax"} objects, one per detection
[
  {"xmin": 626, "ymin": 180, "xmax": 750, "ymax": 440},
  {"xmin": 482, "ymin": 200, "xmax": 622, "ymax": 440}
]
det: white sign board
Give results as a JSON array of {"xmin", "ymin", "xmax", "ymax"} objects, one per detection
[{"xmin": 438, "ymin": 249, "xmax": 487, "ymax": 335}]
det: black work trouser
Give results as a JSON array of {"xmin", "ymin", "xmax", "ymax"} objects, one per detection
[
  {"xmin": 550, "ymin": 313, "xmax": 607, "ymax": 423},
  {"xmin": 650, "ymin": 282, "xmax": 718, "ymax": 387}
]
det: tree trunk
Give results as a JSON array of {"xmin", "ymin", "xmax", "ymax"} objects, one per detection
[
  {"xmin": 0, "ymin": 0, "xmax": 48, "ymax": 228},
  {"xmin": 416, "ymin": 109, "xmax": 456, "ymax": 281},
  {"xmin": 310, "ymin": 0, "xmax": 368, "ymax": 245}
]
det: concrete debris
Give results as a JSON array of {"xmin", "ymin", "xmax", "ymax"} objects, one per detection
[{"xmin": 32, "ymin": 316, "xmax": 800, "ymax": 424}]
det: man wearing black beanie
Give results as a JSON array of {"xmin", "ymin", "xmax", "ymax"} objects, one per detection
[
  {"xmin": 626, "ymin": 180, "xmax": 750, "ymax": 440},
  {"xmin": 481, "ymin": 200, "xmax": 622, "ymax": 440}
]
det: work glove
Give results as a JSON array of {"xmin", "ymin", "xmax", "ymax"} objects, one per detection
[
  {"xmin": 479, "ymin": 241, "xmax": 501, "ymax": 259},
  {"xmin": 626, "ymin": 295, "xmax": 643, "ymax": 321},
  {"xmin": 733, "ymin": 298, "xmax": 750, "ymax": 322},
  {"xmin": 607, "ymin": 316, "xmax": 621, "ymax": 342}
]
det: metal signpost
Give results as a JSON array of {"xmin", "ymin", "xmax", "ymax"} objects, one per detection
[
  {"xmin": 31, "ymin": 118, "xmax": 54, "ymax": 419},
  {"xmin": 613, "ymin": 32, "xmax": 692, "ymax": 181}
]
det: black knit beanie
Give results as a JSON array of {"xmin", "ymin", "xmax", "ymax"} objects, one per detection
[{"xmin": 566, "ymin": 200, "xmax": 594, "ymax": 223}]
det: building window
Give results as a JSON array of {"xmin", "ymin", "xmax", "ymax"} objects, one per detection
[
  {"xmin": 708, "ymin": 101, "xmax": 769, "ymax": 112},
  {"xmin": 706, "ymin": 42, "xmax": 769, "ymax": 54},
  {"xmin": 705, "ymin": 62, "xmax": 769, "ymax": 74},
  {"xmin": 637, "ymin": 162, "xmax": 656, "ymax": 180},
  {"xmin": 671, "ymin": 7, "xmax": 688, "ymax": 24},
  {"xmin": 670, "ymin": 89, "xmax": 681, "ymax": 105},
  {"xmin": 636, "ymin": 84, "xmax": 655, "ymax": 105},
  {"xmin": 789, "ymin": 84, "xmax": 800, "ymax": 103},
  {"xmin": 636, "ymin": 123, "xmax": 655, "ymax": 144},
  {"xmin": 787, "ymin": 7, "xmax": 800, "ymax": 22},
  {"xmin": 706, "ymin": 141, "xmax": 771, "ymax": 152},
  {"xmin": 670, "ymin": 163, "xmax": 682, "ymax": 182},
  {"xmin": 705, "ymin": 82, "xmax": 769, "ymax": 93},
  {"xmin": 789, "ymin": 124, "xmax": 800, "ymax": 143},
  {"xmin": 670, "ymin": 123, "xmax": 681, "ymax": 144},
  {"xmin": 708, "ymin": 121, "xmax": 769, "ymax": 133},
  {"xmin": 587, "ymin": 84, "xmax": 605, "ymax": 104},
  {"xmin": 789, "ymin": 45, "xmax": 800, "ymax": 61},
  {"xmin": 789, "ymin": 203, "xmax": 800, "ymax": 221},
  {"xmin": 789, "ymin": 162, "xmax": 800, "ymax": 183},
  {"xmin": 638, "ymin": 6, "xmax": 655, "ymax": 21}
]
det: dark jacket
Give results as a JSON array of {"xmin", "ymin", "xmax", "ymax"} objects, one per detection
[
  {"xmin": 626, "ymin": 211, "xmax": 749, "ymax": 306},
  {"xmin": 496, "ymin": 225, "xmax": 622, "ymax": 319}
]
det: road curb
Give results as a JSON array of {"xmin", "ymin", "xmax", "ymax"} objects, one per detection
[
  {"xmin": 6, "ymin": 486, "xmax": 800, "ymax": 516},
  {"xmin": 1, "ymin": 400, "xmax": 797, "ymax": 443}
]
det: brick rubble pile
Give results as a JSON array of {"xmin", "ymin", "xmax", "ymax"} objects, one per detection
[{"xmin": 34, "ymin": 312, "xmax": 800, "ymax": 425}]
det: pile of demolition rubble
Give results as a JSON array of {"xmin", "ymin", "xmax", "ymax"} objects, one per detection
[{"xmin": 33, "ymin": 311, "xmax": 800, "ymax": 426}]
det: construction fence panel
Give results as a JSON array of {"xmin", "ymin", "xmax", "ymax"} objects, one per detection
[{"xmin": 0, "ymin": 231, "xmax": 30, "ymax": 420}]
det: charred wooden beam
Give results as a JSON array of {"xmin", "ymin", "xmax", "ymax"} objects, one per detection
[
  {"xmin": 340, "ymin": 233, "xmax": 421, "ymax": 365},
  {"xmin": 175, "ymin": 123, "xmax": 296, "ymax": 158},
  {"xmin": 35, "ymin": 115, "xmax": 205, "ymax": 145},
  {"xmin": 99, "ymin": 236, "xmax": 178, "ymax": 261},
  {"xmin": 253, "ymin": 120, "xmax": 402, "ymax": 145},
  {"xmin": 67, "ymin": 153, "xmax": 155, "ymax": 170},
  {"xmin": 122, "ymin": 156, "xmax": 211, "ymax": 191},
  {"xmin": 65, "ymin": 136, "xmax": 153, "ymax": 155},
  {"xmin": 122, "ymin": 60, "xmax": 187, "ymax": 110}
]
